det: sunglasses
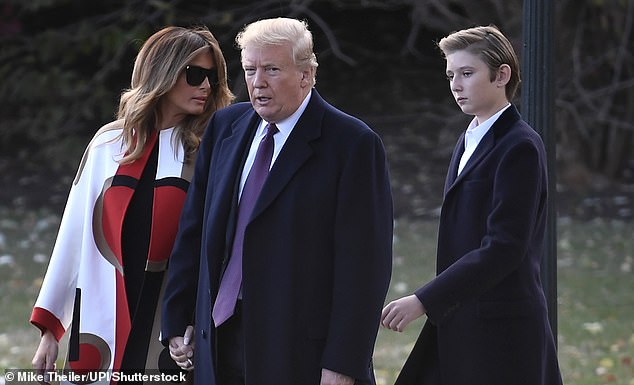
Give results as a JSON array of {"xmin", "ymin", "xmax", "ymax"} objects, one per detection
[{"xmin": 185, "ymin": 65, "xmax": 219, "ymax": 87}]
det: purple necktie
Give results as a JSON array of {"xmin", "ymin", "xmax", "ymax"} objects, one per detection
[{"xmin": 212, "ymin": 123, "xmax": 278, "ymax": 327}]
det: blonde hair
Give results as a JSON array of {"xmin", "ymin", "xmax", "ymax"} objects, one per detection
[
  {"xmin": 236, "ymin": 18, "xmax": 318, "ymax": 86},
  {"xmin": 117, "ymin": 25, "xmax": 234, "ymax": 164},
  {"xmin": 438, "ymin": 25, "xmax": 521, "ymax": 101}
]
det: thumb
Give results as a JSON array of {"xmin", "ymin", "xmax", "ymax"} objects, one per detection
[{"xmin": 183, "ymin": 325, "xmax": 194, "ymax": 345}]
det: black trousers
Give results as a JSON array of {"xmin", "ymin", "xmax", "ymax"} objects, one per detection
[{"xmin": 216, "ymin": 302, "xmax": 245, "ymax": 385}]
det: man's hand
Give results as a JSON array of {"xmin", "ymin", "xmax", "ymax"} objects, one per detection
[
  {"xmin": 320, "ymin": 368, "xmax": 354, "ymax": 385},
  {"xmin": 168, "ymin": 325, "xmax": 195, "ymax": 371},
  {"xmin": 381, "ymin": 294, "xmax": 426, "ymax": 332}
]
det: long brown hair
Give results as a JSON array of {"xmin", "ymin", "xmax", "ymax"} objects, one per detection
[{"xmin": 117, "ymin": 25, "xmax": 234, "ymax": 164}]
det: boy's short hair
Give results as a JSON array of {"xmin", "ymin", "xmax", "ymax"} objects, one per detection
[{"xmin": 438, "ymin": 25, "xmax": 521, "ymax": 101}]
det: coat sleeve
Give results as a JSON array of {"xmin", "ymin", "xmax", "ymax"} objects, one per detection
[
  {"xmin": 30, "ymin": 138, "xmax": 103, "ymax": 341},
  {"xmin": 161, "ymin": 118, "xmax": 214, "ymax": 342},
  {"xmin": 417, "ymin": 137, "xmax": 546, "ymax": 325},
  {"xmin": 320, "ymin": 128, "xmax": 393, "ymax": 380}
]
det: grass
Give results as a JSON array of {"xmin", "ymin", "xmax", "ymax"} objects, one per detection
[
  {"xmin": 555, "ymin": 218, "xmax": 634, "ymax": 385},
  {"xmin": 0, "ymin": 207, "xmax": 633, "ymax": 385},
  {"xmin": 0, "ymin": 206, "xmax": 60, "ymax": 369}
]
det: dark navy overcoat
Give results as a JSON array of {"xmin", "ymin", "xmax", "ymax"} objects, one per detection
[
  {"xmin": 396, "ymin": 106, "xmax": 563, "ymax": 385},
  {"xmin": 162, "ymin": 90, "xmax": 393, "ymax": 385}
]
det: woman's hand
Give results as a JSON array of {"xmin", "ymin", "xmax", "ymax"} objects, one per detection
[{"xmin": 32, "ymin": 329, "xmax": 59, "ymax": 384}]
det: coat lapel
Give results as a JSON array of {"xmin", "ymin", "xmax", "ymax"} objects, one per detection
[
  {"xmin": 452, "ymin": 130, "xmax": 495, "ymax": 185},
  {"xmin": 444, "ymin": 133, "xmax": 465, "ymax": 195},
  {"xmin": 216, "ymin": 112, "xmax": 260, "ymax": 187},
  {"xmin": 216, "ymin": 110, "xmax": 261, "ymax": 247},
  {"xmin": 444, "ymin": 105, "xmax": 521, "ymax": 196},
  {"xmin": 249, "ymin": 91, "xmax": 323, "ymax": 221}
]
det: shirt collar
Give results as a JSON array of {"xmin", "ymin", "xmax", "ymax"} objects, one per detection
[
  {"xmin": 257, "ymin": 89, "xmax": 313, "ymax": 137},
  {"xmin": 465, "ymin": 103, "xmax": 511, "ymax": 148}
]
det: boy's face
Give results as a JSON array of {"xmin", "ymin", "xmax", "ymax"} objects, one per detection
[{"xmin": 445, "ymin": 50, "xmax": 509, "ymax": 123}]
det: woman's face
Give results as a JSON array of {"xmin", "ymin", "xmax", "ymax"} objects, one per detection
[{"xmin": 159, "ymin": 50, "xmax": 215, "ymax": 129}]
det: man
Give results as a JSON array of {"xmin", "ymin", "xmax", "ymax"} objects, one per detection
[
  {"xmin": 161, "ymin": 17, "xmax": 393, "ymax": 385},
  {"xmin": 381, "ymin": 26, "xmax": 563, "ymax": 384}
]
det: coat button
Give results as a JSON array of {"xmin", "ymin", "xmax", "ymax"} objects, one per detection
[{"xmin": 201, "ymin": 329, "xmax": 207, "ymax": 339}]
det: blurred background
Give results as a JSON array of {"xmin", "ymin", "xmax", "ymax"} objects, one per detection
[{"xmin": 0, "ymin": 1, "xmax": 632, "ymax": 384}]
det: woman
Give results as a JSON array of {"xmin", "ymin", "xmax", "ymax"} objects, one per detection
[{"xmin": 30, "ymin": 25, "xmax": 233, "ymax": 380}]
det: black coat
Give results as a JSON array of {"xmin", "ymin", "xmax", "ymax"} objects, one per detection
[
  {"xmin": 396, "ymin": 106, "xmax": 563, "ymax": 385},
  {"xmin": 161, "ymin": 90, "xmax": 393, "ymax": 385}
]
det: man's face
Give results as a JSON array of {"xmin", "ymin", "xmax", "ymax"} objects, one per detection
[
  {"xmin": 445, "ymin": 50, "xmax": 508, "ymax": 123},
  {"xmin": 242, "ymin": 43, "xmax": 311, "ymax": 123}
]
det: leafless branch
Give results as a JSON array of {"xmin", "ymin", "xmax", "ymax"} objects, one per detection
[
  {"xmin": 290, "ymin": 2, "xmax": 357, "ymax": 65},
  {"xmin": 598, "ymin": 0, "xmax": 634, "ymax": 120}
]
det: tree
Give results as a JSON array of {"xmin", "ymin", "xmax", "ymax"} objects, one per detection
[
  {"xmin": 556, "ymin": 0, "xmax": 634, "ymax": 181},
  {"xmin": 379, "ymin": 0, "xmax": 634, "ymax": 183},
  {"xmin": 1, "ymin": 0, "xmax": 632, "ymax": 184}
]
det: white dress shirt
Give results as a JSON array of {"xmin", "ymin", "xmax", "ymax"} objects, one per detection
[
  {"xmin": 238, "ymin": 90, "xmax": 312, "ymax": 199},
  {"xmin": 457, "ymin": 104, "xmax": 511, "ymax": 176}
]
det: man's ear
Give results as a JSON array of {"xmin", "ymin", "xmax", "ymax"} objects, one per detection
[
  {"xmin": 497, "ymin": 64, "xmax": 511, "ymax": 87},
  {"xmin": 300, "ymin": 68, "xmax": 314, "ymax": 88}
]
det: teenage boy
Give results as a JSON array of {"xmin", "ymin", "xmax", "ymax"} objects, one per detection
[{"xmin": 381, "ymin": 25, "xmax": 563, "ymax": 385}]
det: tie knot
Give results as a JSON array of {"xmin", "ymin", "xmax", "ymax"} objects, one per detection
[{"xmin": 265, "ymin": 123, "xmax": 279, "ymax": 137}]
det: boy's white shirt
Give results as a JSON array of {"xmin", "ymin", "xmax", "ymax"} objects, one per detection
[{"xmin": 457, "ymin": 103, "xmax": 511, "ymax": 175}]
